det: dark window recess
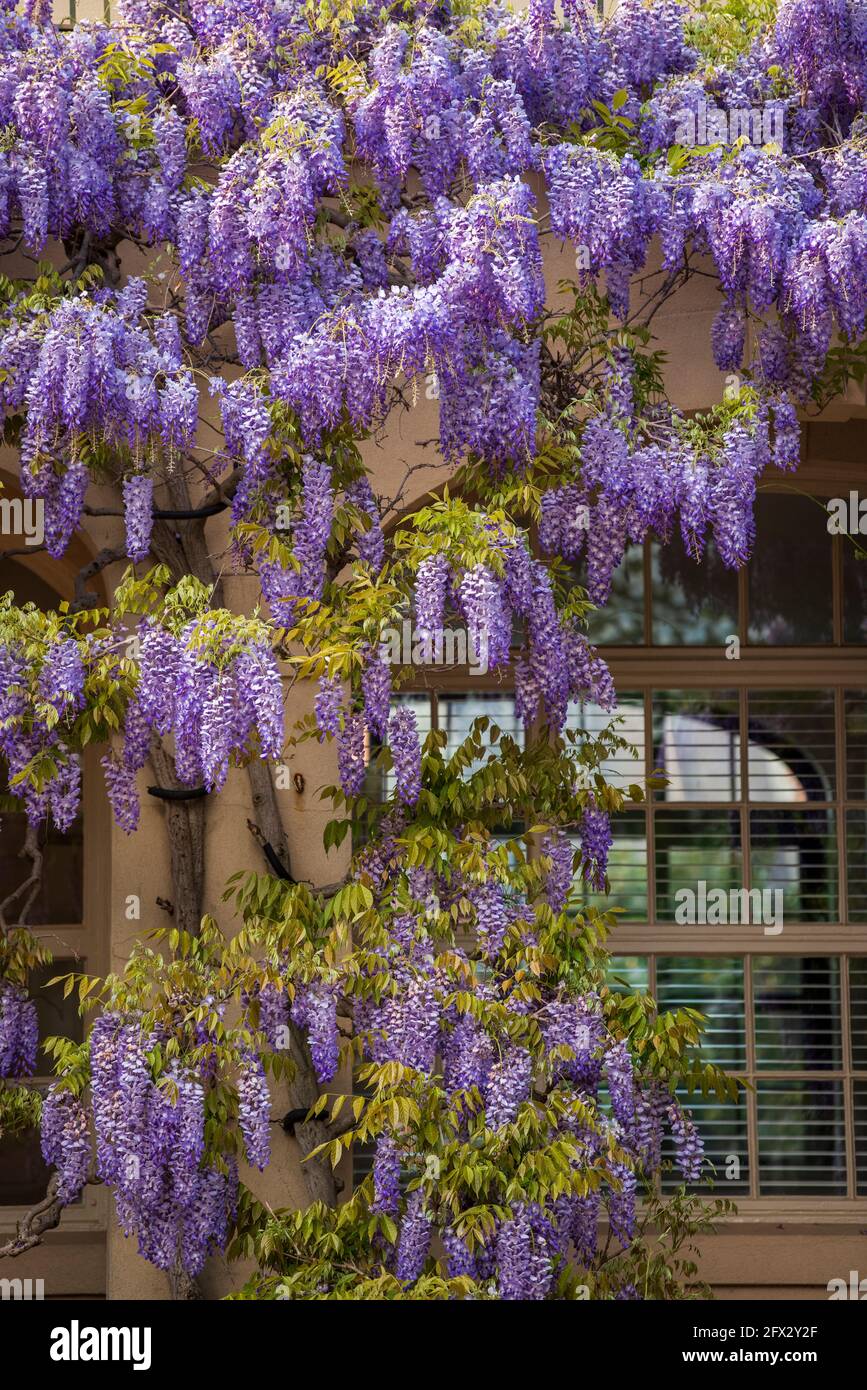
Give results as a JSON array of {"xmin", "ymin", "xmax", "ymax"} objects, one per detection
[
  {"xmin": 652, "ymin": 536, "xmax": 738, "ymax": 647},
  {"xmin": 0, "ymin": 1128, "xmax": 55, "ymax": 1207},
  {"xmin": 0, "ymin": 963, "xmax": 83, "ymax": 1207},
  {"xmin": 0, "ymin": 809, "xmax": 83, "ymax": 925},
  {"xmin": 748, "ymin": 494, "xmax": 834, "ymax": 646}
]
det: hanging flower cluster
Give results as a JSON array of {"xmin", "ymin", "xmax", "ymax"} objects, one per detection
[
  {"xmin": 43, "ymin": 1014, "xmax": 240, "ymax": 1276},
  {"xmin": 106, "ymin": 613, "xmax": 285, "ymax": 828},
  {"xmin": 0, "ymin": 630, "xmax": 86, "ymax": 830},
  {"xmin": 275, "ymin": 819, "xmax": 709, "ymax": 1300},
  {"xmin": 0, "ymin": 0, "xmax": 861, "ymax": 570},
  {"xmin": 0, "ymin": 979, "xmax": 38, "ymax": 1078},
  {"xmin": 0, "ymin": 280, "xmax": 197, "ymax": 558}
]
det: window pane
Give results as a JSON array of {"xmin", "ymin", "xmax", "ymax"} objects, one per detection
[
  {"xmin": 661, "ymin": 1089, "xmax": 749, "ymax": 1195},
  {"xmin": 748, "ymin": 494, "xmax": 833, "ymax": 645},
  {"xmin": 851, "ymin": 958, "xmax": 867, "ymax": 1071},
  {"xmin": 847, "ymin": 810, "xmax": 867, "ymax": 923},
  {"xmin": 757, "ymin": 1080, "xmax": 846, "ymax": 1195},
  {"xmin": 651, "ymin": 536, "xmax": 738, "ymax": 646},
  {"xmin": 855, "ymin": 1082, "xmax": 867, "ymax": 1197},
  {"xmin": 29, "ymin": 962, "xmax": 83, "ymax": 1057},
  {"xmin": 655, "ymin": 809, "xmax": 743, "ymax": 922},
  {"xmin": 580, "ymin": 810, "xmax": 648, "ymax": 920},
  {"xmin": 747, "ymin": 691, "xmax": 836, "ymax": 802},
  {"xmin": 749, "ymin": 809, "xmax": 838, "ymax": 922},
  {"xmin": 567, "ymin": 693, "xmax": 645, "ymax": 789},
  {"xmin": 652, "ymin": 691, "xmax": 740, "ymax": 801},
  {"xmin": 656, "ymin": 957, "xmax": 746, "ymax": 1069},
  {"xmin": 845, "ymin": 690, "xmax": 867, "ymax": 801},
  {"xmin": 0, "ymin": 1127, "xmax": 54, "ymax": 1207},
  {"xmin": 583, "ymin": 544, "xmax": 644, "ymax": 645},
  {"xmin": 0, "ymin": 965, "xmax": 83, "ymax": 1206},
  {"xmin": 606, "ymin": 955, "xmax": 648, "ymax": 994},
  {"xmin": 438, "ymin": 693, "xmax": 523, "ymax": 763},
  {"xmin": 0, "ymin": 812, "xmax": 83, "ymax": 925},
  {"xmin": 842, "ymin": 538, "xmax": 867, "ymax": 645},
  {"xmin": 753, "ymin": 957, "xmax": 842, "ymax": 1071}
]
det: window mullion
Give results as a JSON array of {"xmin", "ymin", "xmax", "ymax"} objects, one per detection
[
  {"xmin": 744, "ymin": 954, "xmax": 760, "ymax": 1199},
  {"xmin": 644, "ymin": 688, "xmax": 656, "ymax": 929}
]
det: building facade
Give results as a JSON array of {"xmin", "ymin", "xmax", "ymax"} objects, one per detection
[{"xmin": 0, "ymin": 0, "xmax": 865, "ymax": 1303}]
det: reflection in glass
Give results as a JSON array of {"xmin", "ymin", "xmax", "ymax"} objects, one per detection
[
  {"xmin": 757, "ymin": 1080, "xmax": 846, "ymax": 1195},
  {"xmin": 654, "ymin": 808, "xmax": 743, "ymax": 922},
  {"xmin": 748, "ymin": 493, "xmax": 833, "ymax": 645},
  {"xmin": 567, "ymin": 694, "xmax": 645, "ymax": 788},
  {"xmin": 747, "ymin": 691, "xmax": 836, "ymax": 802},
  {"xmin": 651, "ymin": 536, "xmax": 738, "ymax": 646},
  {"xmin": 579, "ymin": 810, "xmax": 648, "ymax": 921},
  {"xmin": 753, "ymin": 957, "xmax": 841, "ymax": 1071},
  {"xmin": 583, "ymin": 544, "xmax": 644, "ymax": 646},
  {"xmin": 750, "ymin": 808, "xmax": 837, "ymax": 922},
  {"xmin": 842, "ymin": 536, "xmax": 867, "ymax": 645},
  {"xmin": 653, "ymin": 691, "xmax": 740, "ymax": 800},
  {"xmin": 657, "ymin": 957, "xmax": 746, "ymax": 1069}
]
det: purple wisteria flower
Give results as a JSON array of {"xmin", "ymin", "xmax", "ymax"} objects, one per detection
[{"xmin": 122, "ymin": 474, "xmax": 154, "ymax": 562}]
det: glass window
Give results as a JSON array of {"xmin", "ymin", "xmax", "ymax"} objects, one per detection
[
  {"xmin": 0, "ymin": 810, "xmax": 83, "ymax": 925},
  {"xmin": 749, "ymin": 808, "xmax": 837, "ymax": 922},
  {"xmin": 583, "ymin": 543, "xmax": 644, "ymax": 645},
  {"xmin": 842, "ymin": 538, "xmax": 867, "ymax": 646},
  {"xmin": 0, "ymin": 560, "xmax": 84, "ymax": 926},
  {"xmin": 845, "ymin": 691, "xmax": 867, "ymax": 801},
  {"xmin": 748, "ymin": 494, "xmax": 834, "ymax": 645},
  {"xmin": 753, "ymin": 957, "xmax": 842, "ymax": 1071},
  {"xmin": 849, "ymin": 958, "xmax": 867, "ymax": 1071},
  {"xmin": 661, "ymin": 1088, "xmax": 750, "ymax": 1195},
  {"xmin": 0, "ymin": 963, "xmax": 83, "ymax": 1207},
  {"xmin": 855, "ymin": 1082, "xmax": 867, "ymax": 1197},
  {"xmin": 846, "ymin": 811, "xmax": 867, "ymax": 923},
  {"xmin": 655, "ymin": 808, "xmax": 743, "ymax": 922},
  {"xmin": 747, "ymin": 691, "xmax": 836, "ymax": 802},
  {"xmin": 657, "ymin": 957, "xmax": 746, "ymax": 1069},
  {"xmin": 567, "ymin": 693, "xmax": 645, "ymax": 789},
  {"xmin": 651, "ymin": 536, "xmax": 738, "ymax": 646},
  {"xmin": 438, "ymin": 693, "xmax": 524, "ymax": 762},
  {"xmin": 653, "ymin": 691, "xmax": 740, "ymax": 800},
  {"xmin": 756, "ymin": 1080, "xmax": 847, "ymax": 1196},
  {"xmin": 580, "ymin": 810, "xmax": 648, "ymax": 920},
  {"xmin": 606, "ymin": 955, "xmax": 648, "ymax": 994}
]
